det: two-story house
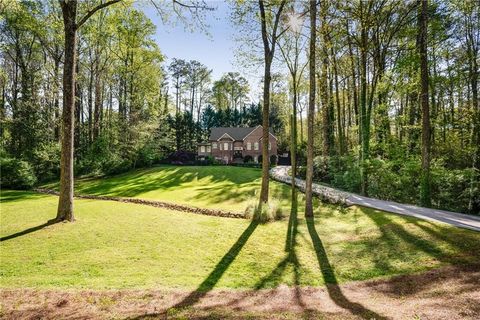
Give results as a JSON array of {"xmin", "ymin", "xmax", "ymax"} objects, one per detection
[{"xmin": 197, "ymin": 126, "xmax": 277, "ymax": 164}]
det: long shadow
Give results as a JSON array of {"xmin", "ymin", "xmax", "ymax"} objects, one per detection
[
  {"xmin": 213, "ymin": 191, "xmax": 305, "ymax": 310},
  {"xmin": 0, "ymin": 221, "xmax": 58, "ymax": 242},
  {"xmin": 306, "ymin": 217, "xmax": 387, "ymax": 320},
  {"xmin": 172, "ymin": 220, "xmax": 258, "ymax": 309},
  {"xmin": 254, "ymin": 195, "xmax": 301, "ymax": 290}
]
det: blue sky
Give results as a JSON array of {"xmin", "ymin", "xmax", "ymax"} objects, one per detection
[{"xmin": 139, "ymin": 1, "xmax": 262, "ymax": 100}]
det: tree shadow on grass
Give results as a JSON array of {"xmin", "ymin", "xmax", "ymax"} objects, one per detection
[
  {"xmin": 127, "ymin": 220, "xmax": 258, "ymax": 319},
  {"xmin": 359, "ymin": 207, "xmax": 480, "ymax": 296},
  {"xmin": 306, "ymin": 216, "xmax": 387, "ymax": 320},
  {"xmin": 173, "ymin": 220, "xmax": 258, "ymax": 307},
  {"xmin": 0, "ymin": 220, "xmax": 59, "ymax": 242},
  {"xmin": 0, "ymin": 190, "xmax": 49, "ymax": 203}
]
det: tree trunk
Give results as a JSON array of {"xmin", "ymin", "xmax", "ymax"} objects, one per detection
[
  {"xmin": 359, "ymin": 19, "xmax": 369, "ymax": 196},
  {"xmin": 56, "ymin": 0, "xmax": 77, "ymax": 222},
  {"xmin": 305, "ymin": 0, "xmax": 317, "ymax": 217},
  {"xmin": 93, "ymin": 61, "xmax": 101, "ymax": 140},
  {"xmin": 259, "ymin": 54, "xmax": 272, "ymax": 204},
  {"xmin": 418, "ymin": 0, "xmax": 431, "ymax": 207}
]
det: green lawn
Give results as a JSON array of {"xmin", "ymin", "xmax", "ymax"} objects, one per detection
[
  {"xmin": 1, "ymin": 189, "xmax": 479, "ymax": 290},
  {"xmin": 42, "ymin": 165, "xmax": 291, "ymax": 213}
]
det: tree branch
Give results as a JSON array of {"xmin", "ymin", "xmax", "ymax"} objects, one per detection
[{"xmin": 76, "ymin": 0, "xmax": 122, "ymax": 30}]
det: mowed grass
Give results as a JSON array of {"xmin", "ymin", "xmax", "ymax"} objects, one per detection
[
  {"xmin": 1, "ymin": 189, "xmax": 479, "ymax": 290},
  {"xmin": 42, "ymin": 165, "xmax": 291, "ymax": 212}
]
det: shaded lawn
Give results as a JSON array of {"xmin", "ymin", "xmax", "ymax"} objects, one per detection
[
  {"xmin": 41, "ymin": 165, "xmax": 291, "ymax": 212},
  {"xmin": 1, "ymin": 190, "xmax": 480, "ymax": 291}
]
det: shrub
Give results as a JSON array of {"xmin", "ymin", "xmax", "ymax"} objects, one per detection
[
  {"xmin": 244, "ymin": 155, "xmax": 253, "ymax": 163},
  {"xmin": 270, "ymin": 154, "xmax": 278, "ymax": 165},
  {"xmin": 137, "ymin": 141, "xmax": 158, "ymax": 167},
  {"xmin": 166, "ymin": 150, "xmax": 196, "ymax": 165},
  {"xmin": 245, "ymin": 198, "xmax": 284, "ymax": 223},
  {"xmin": 31, "ymin": 143, "xmax": 61, "ymax": 182},
  {"xmin": 0, "ymin": 158, "xmax": 37, "ymax": 189},
  {"xmin": 103, "ymin": 157, "xmax": 132, "ymax": 176}
]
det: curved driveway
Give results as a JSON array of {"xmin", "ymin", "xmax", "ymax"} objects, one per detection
[{"xmin": 271, "ymin": 166, "xmax": 480, "ymax": 232}]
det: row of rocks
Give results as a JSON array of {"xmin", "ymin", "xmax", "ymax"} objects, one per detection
[
  {"xmin": 34, "ymin": 188, "xmax": 247, "ymax": 220},
  {"xmin": 269, "ymin": 166, "xmax": 350, "ymax": 206}
]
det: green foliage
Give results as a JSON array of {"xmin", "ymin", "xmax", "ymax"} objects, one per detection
[
  {"xmin": 300, "ymin": 153, "xmax": 477, "ymax": 214},
  {"xmin": 0, "ymin": 157, "xmax": 37, "ymax": 189},
  {"xmin": 31, "ymin": 143, "xmax": 60, "ymax": 182}
]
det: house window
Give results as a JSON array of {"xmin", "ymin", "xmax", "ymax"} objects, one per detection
[
  {"xmin": 268, "ymin": 142, "xmax": 271, "ymax": 150},
  {"xmin": 224, "ymin": 142, "xmax": 229, "ymax": 150},
  {"xmin": 207, "ymin": 146, "xmax": 211, "ymax": 153},
  {"xmin": 200, "ymin": 146, "xmax": 205, "ymax": 153},
  {"xmin": 212, "ymin": 143, "xmax": 217, "ymax": 149},
  {"xmin": 247, "ymin": 142, "xmax": 251, "ymax": 150},
  {"xmin": 254, "ymin": 142, "xmax": 259, "ymax": 150}
]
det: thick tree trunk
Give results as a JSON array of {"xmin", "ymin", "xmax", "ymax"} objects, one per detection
[
  {"xmin": 56, "ymin": 0, "xmax": 77, "ymax": 222},
  {"xmin": 305, "ymin": 0, "xmax": 317, "ymax": 217},
  {"xmin": 418, "ymin": 0, "xmax": 431, "ymax": 207}
]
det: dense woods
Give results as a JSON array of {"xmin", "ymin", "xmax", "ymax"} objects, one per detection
[{"xmin": 1, "ymin": 0, "xmax": 479, "ymax": 215}]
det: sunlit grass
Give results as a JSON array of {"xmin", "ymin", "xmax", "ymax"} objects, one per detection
[
  {"xmin": 1, "ymin": 189, "xmax": 479, "ymax": 290},
  {"xmin": 42, "ymin": 165, "xmax": 291, "ymax": 213}
]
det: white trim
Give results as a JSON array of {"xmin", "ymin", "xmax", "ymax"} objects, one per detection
[
  {"xmin": 258, "ymin": 131, "xmax": 279, "ymax": 141},
  {"xmin": 217, "ymin": 133, "xmax": 235, "ymax": 141}
]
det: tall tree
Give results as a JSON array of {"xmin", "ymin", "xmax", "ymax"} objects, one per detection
[
  {"xmin": 55, "ymin": 0, "xmax": 121, "ymax": 222},
  {"xmin": 418, "ymin": 0, "xmax": 431, "ymax": 207},
  {"xmin": 258, "ymin": 0, "xmax": 287, "ymax": 205},
  {"xmin": 305, "ymin": 0, "xmax": 317, "ymax": 217}
]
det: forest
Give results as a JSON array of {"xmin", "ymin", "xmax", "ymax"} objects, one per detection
[{"xmin": 0, "ymin": 0, "xmax": 479, "ymax": 215}]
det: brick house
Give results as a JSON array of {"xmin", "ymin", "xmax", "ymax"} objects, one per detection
[{"xmin": 197, "ymin": 126, "xmax": 278, "ymax": 164}]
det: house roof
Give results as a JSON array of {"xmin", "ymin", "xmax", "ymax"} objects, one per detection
[{"xmin": 209, "ymin": 126, "xmax": 275, "ymax": 141}]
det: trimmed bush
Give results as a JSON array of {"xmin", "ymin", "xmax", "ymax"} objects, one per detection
[{"xmin": 244, "ymin": 155, "xmax": 253, "ymax": 163}]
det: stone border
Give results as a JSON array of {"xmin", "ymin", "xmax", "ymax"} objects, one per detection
[
  {"xmin": 34, "ymin": 189, "xmax": 246, "ymax": 219},
  {"xmin": 270, "ymin": 166, "xmax": 350, "ymax": 205}
]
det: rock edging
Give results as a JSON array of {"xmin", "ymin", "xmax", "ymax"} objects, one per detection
[
  {"xmin": 34, "ymin": 188, "xmax": 246, "ymax": 219},
  {"xmin": 269, "ymin": 166, "xmax": 349, "ymax": 205}
]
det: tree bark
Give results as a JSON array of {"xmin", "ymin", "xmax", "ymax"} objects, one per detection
[
  {"xmin": 418, "ymin": 0, "xmax": 431, "ymax": 207},
  {"xmin": 305, "ymin": 0, "xmax": 317, "ymax": 217},
  {"xmin": 258, "ymin": 0, "xmax": 286, "ymax": 205},
  {"xmin": 56, "ymin": 0, "xmax": 77, "ymax": 222}
]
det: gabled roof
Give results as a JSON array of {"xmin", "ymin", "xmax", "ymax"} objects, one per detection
[
  {"xmin": 209, "ymin": 127, "xmax": 256, "ymax": 141},
  {"xmin": 209, "ymin": 126, "xmax": 276, "ymax": 141}
]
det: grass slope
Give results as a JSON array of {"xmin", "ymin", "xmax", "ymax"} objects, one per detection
[
  {"xmin": 42, "ymin": 166, "xmax": 291, "ymax": 212},
  {"xmin": 1, "ymin": 190, "xmax": 479, "ymax": 290}
]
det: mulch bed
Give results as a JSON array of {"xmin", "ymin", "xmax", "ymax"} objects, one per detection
[{"xmin": 34, "ymin": 188, "xmax": 246, "ymax": 220}]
